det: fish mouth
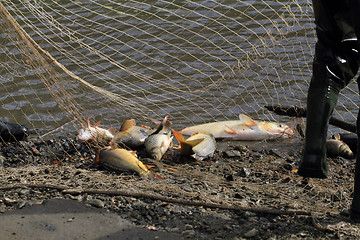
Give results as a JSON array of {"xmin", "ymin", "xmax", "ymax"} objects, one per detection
[{"xmin": 284, "ymin": 127, "xmax": 294, "ymax": 136}]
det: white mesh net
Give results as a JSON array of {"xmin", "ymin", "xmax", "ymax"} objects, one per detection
[{"xmin": 0, "ymin": 0, "xmax": 358, "ymax": 141}]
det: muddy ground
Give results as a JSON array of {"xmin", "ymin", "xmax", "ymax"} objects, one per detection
[{"xmin": 1, "ymin": 135, "xmax": 360, "ymax": 239}]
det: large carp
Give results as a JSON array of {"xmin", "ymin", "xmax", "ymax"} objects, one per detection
[{"xmin": 98, "ymin": 147, "xmax": 162, "ymax": 179}]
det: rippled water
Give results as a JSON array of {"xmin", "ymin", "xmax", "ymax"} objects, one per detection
[{"xmin": 1, "ymin": 0, "xmax": 355, "ymax": 136}]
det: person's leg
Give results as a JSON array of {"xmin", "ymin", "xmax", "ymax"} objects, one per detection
[
  {"xmin": 351, "ymin": 106, "xmax": 360, "ymax": 220},
  {"xmin": 298, "ymin": 0, "xmax": 360, "ymax": 178},
  {"xmin": 297, "ymin": 47, "xmax": 341, "ymax": 178}
]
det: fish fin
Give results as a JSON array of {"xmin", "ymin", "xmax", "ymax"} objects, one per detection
[
  {"xmin": 332, "ymin": 133, "xmax": 341, "ymax": 140},
  {"xmin": 141, "ymin": 125, "xmax": 151, "ymax": 129},
  {"xmin": 108, "ymin": 127, "xmax": 116, "ymax": 133},
  {"xmin": 186, "ymin": 138, "xmax": 204, "ymax": 147},
  {"xmin": 120, "ymin": 119, "xmax": 135, "ymax": 131},
  {"xmin": 87, "ymin": 119, "xmax": 91, "ymax": 127},
  {"xmin": 130, "ymin": 150, "xmax": 137, "ymax": 156},
  {"xmin": 172, "ymin": 130, "xmax": 186, "ymax": 146},
  {"xmin": 94, "ymin": 149, "xmax": 100, "ymax": 163},
  {"xmin": 225, "ymin": 125, "xmax": 237, "ymax": 134},
  {"xmin": 151, "ymin": 172, "xmax": 164, "ymax": 180},
  {"xmin": 93, "ymin": 121, "xmax": 101, "ymax": 128},
  {"xmin": 146, "ymin": 164, "xmax": 155, "ymax": 169},
  {"xmin": 239, "ymin": 114, "xmax": 257, "ymax": 127}
]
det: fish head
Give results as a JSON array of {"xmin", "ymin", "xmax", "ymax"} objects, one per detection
[
  {"xmin": 76, "ymin": 128, "xmax": 94, "ymax": 143},
  {"xmin": 261, "ymin": 122, "xmax": 294, "ymax": 137},
  {"xmin": 339, "ymin": 142, "xmax": 354, "ymax": 159}
]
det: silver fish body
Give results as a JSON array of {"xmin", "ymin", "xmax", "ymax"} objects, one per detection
[
  {"xmin": 145, "ymin": 132, "xmax": 173, "ymax": 160},
  {"xmin": 144, "ymin": 115, "xmax": 173, "ymax": 160}
]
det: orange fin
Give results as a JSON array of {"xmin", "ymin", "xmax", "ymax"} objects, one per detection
[
  {"xmin": 146, "ymin": 164, "xmax": 155, "ymax": 169},
  {"xmin": 239, "ymin": 114, "xmax": 257, "ymax": 127},
  {"xmin": 120, "ymin": 119, "xmax": 135, "ymax": 131},
  {"xmin": 130, "ymin": 150, "xmax": 137, "ymax": 156},
  {"xmin": 93, "ymin": 121, "xmax": 101, "ymax": 128},
  {"xmin": 225, "ymin": 125, "xmax": 237, "ymax": 134},
  {"xmin": 108, "ymin": 127, "xmax": 116, "ymax": 133},
  {"xmin": 95, "ymin": 149, "xmax": 100, "ymax": 163},
  {"xmin": 152, "ymin": 172, "xmax": 164, "ymax": 180},
  {"xmin": 172, "ymin": 130, "xmax": 186, "ymax": 144}
]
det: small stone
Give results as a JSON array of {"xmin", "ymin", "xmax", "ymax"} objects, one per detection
[
  {"xmin": 185, "ymin": 224, "xmax": 193, "ymax": 230},
  {"xmin": 236, "ymin": 167, "xmax": 250, "ymax": 177},
  {"xmin": 62, "ymin": 188, "xmax": 83, "ymax": 195},
  {"xmin": 224, "ymin": 150, "xmax": 242, "ymax": 158},
  {"xmin": 85, "ymin": 199, "xmax": 104, "ymax": 208},
  {"xmin": 182, "ymin": 185, "xmax": 192, "ymax": 192},
  {"xmin": 18, "ymin": 200, "xmax": 28, "ymax": 209},
  {"xmin": 244, "ymin": 228, "xmax": 258, "ymax": 238},
  {"xmin": 224, "ymin": 174, "xmax": 234, "ymax": 181},
  {"xmin": 3, "ymin": 197, "xmax": 17, "ymax": 206}
]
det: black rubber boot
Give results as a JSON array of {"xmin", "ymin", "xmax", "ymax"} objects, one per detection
[
  {"xmin": 350, "ymin": 100, "xmax": 360, "ymax": 221},
  {"xmin": 298, "ymin": 63, "xmax": 340, "ymax": 179}
]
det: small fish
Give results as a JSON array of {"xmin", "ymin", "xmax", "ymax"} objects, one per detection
[
  {"xmin": 111, "ymin": 119, "xmax": 154, "ymax": 149},
  {"xmin": 77, "ymin": 119, "xmax": 115, "ymax": 145},
  {"xmin": 180, "ymin": 114, "xmax": 293, "ymax": 140},
  {"xmin": 173, "ymin": 130, "xmax": 216, "ymax": 160},
  {"xmin": 339, "ymin": 133, "xmax": 357, "ymax": 155},
  {"xmin": 144, "ymin": 115, "xmax": 173, "ymax": 160},
  {"xmin": 98, "ymin": 147, "xmax": 162, "ymax": 179},
  {"xmin": 326, "ymin": 134, "xmax": 354, "ymax": 159}
]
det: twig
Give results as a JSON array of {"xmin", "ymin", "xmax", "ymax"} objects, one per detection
[
  {"xmin": 265, "ymin": 105, "xmax": 356, "ymax": 133},
  {"xmin": 0, "ymin": 183, "xmax": 311, "ymax": 216}
]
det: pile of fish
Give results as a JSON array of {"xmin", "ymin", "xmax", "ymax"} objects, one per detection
[{"xmin": 76, "ymin": 114, "xmax": 295, "ymax": 178}]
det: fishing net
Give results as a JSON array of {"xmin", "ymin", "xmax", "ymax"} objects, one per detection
[{"xmin": 0, "ymin": 0, "xmax": 358, "ymax": 144}]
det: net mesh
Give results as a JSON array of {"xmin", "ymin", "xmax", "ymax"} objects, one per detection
[{"xmin": 0, "ymin": 0, "xmax": 358, "ymax": 143}]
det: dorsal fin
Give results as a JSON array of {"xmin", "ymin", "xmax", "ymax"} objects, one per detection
[
  {"xmin": 120, "ymin": 119, "xmax": 136, "ymax": 131},
  {"xmin": 93, "ymin": 121, "xmax": 101, "ymax": 128},
  {"xmin": 239, "ymin": 114, "xmax": 257, "ymax": 127}
]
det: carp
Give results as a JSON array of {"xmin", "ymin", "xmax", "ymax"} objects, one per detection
[
  {"xmin": 326, "ymin": 134, "xmax": 354, "ymax": 159},
  {"xmin": 173, "ymin": 130, "xmax": 216, "ymax": 160},
  {"xmin": 98, "ymin": 147, "xmax": 162, "ymax": 179},
  {"xmin": 111, "ymin": 119, "xmax": 154, "ymax": 149},
  {"xmin": 180, "ymin": 114, "xmax": 294, "ymax": 141},
  {"xmin": 144, "ymin": 115, "xmax": 173, "ymax": 160},
  {"xmin": 77, "ymin": 119, "xmax": 115, "ymax": 145}
]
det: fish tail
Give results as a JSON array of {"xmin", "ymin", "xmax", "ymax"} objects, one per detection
[{"xmin": 172, "ymin": 130, "xmax": 186, "ymax": 147}]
